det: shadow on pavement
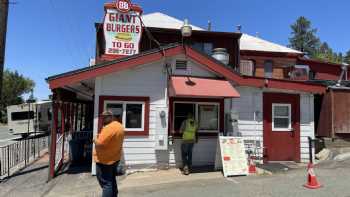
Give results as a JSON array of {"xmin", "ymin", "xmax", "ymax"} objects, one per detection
[{"xmin": 5, "ymin": 164, "xmax": 48, "ymax": 180}]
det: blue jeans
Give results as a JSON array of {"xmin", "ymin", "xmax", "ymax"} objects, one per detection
[
  {"xmin": 96, "ymin": 161, "xmax": 119, "ymax": 197},
  {"xmin": 181, "ymin": 142, "xmax": 194, "ymax": 169}
]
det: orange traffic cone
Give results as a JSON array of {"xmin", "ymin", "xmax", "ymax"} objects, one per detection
[
  {"xmin": 248, "ymin": 156, "xmax": 257, "ymax": 174},
  {"xmin": 303, "ymin": 163, "xmax": 322, "ymax": 189}
]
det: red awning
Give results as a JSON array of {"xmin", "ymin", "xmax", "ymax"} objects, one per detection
[{"xmin": 169, "ymin": 76, "xmax": 240, "ymax": 98}]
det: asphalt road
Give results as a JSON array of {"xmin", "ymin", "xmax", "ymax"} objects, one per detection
[
  {"xmin": 0, "ymin": 125, "xmax": 21, "ymax": 147},
  {"xmin": 121, "ymin": 161, "xmax": 350, "ymax": 197}
]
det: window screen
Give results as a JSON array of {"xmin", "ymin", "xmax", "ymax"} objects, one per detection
[
  {"xmin": 198, "ymin": 104, "xmax": 219, "ymax": 131},
  {"xmin": 174, "ymin": 103, "xmax": 195, "ymax": 131}
]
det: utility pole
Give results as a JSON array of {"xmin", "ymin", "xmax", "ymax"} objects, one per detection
[{"xmin": 0, "ymin": 0, "xmax": 9, "ymax": 102}]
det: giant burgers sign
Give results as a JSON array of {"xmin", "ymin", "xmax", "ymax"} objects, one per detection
[{"xmin": 104, "ymin": 0, "xmax": 142, "ymax": 56}]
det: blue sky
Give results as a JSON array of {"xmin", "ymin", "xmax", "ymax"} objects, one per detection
[{"xmin": 5, "ymin": 0, "xmax": 350, "ymax": 99}]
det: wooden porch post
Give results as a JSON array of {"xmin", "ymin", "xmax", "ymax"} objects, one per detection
[
  {"xmin": 60, "ymin": 103, "xmax": 66, "ymax": 166},
  {"xmin": 48, "ymin": 102, "xmax": 58, "ymax": 181},
  {"xmin": 74, "ymin": 103, "xmax": 78, "ymax": 131}
]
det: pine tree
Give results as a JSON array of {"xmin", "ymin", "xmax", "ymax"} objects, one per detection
[
  {"xmin": 344, "ymin": 50, "xmax": 350, "ymax": 64},
  {"xmin": 289, "ymin": 16, "xmax": 320, "ymax": 57}
]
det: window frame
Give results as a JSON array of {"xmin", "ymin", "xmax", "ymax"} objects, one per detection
[
  {"xmin": 104, "ymin": 101, "xmax": 145, "ymax": 131},
  {"xmin": 99, "ymin": 96, "xmax": 150, "ymax": 136},
  {"xmin": 264, "ymin": 60, "xmax": 273, "ymax": 78},
  {"xmin": 272, "ymin": 103, "xmax": 292, "ymax": 131},
  {"xmin": 172, "ymin": 101, "xmax": 220, "ymax": 133}
]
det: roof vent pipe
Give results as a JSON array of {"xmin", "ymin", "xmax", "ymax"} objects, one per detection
[
  {"xmin": 212, "ymin": 48, "xmax": 230, "ymax": 65},
  {"xmin": 207, "ymin": 20, "xmax": 212, "ymax": 31},
  {"xmin": 236, "ymin": 25, "xmax": 242, "ymax": 33},
  {"xmin": 336, "ymin": 63, "xmax": 348, "ymax": 87}
]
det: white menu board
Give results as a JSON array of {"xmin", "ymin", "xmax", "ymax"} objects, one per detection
[{"xmin": 217, "ymin": 136, "xmax": 248, "ymax": 177}]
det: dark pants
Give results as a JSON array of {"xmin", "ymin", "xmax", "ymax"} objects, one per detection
[
  {"xmin": 181, "ymin": 142, "xmax": 194, "ymax": 169},
  {"xmin": 96, "ymin": 161, "xmax": 119, "ymax": 197}
]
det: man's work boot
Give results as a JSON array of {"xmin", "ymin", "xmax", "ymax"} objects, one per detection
[{"xmin": 183, "ymin": 166, "xmax": 190, "ymax": 175}]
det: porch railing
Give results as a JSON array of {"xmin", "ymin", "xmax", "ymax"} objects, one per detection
[{"xmin": 0, "ymin": 136, "xmax": 49, "ymax": 180}]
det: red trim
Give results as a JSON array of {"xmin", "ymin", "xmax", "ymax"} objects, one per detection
[
  {"xmin": 98, "ymin": 96, "xmax": 150, "ymax": 136},
  {"xmin": 185, "ymin": 47, "xmax": 326, "ymax": 94},
  {"xmin": 168, "ymin": 97, "xmax": 224, "ymax": 137},
  {"xmin": 240, "ymin": 50, "xmax": 302, "ymax": 58},
  {"xmin": 49, "ymin": 46, "xmax": 183, "ymax": 89},
  {"xmin": 297, "ymin": 57, "xmax": 348, "ymax": 80},
  {"xmin": 48, "ymin": 45, "xmax": 326, "ymax": 93}
]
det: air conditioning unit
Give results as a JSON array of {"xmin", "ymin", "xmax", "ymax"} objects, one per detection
[
  {"xmin": 240, "ymin": 60, "xmax": 254, "ymax": 76},
  {"xmin": 290, "ymin": 65, "xmax": 310, "ymax": 80}
]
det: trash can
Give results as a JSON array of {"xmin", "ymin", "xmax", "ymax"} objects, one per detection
[{"xmin": 69, "ymin": 139, "xmax": 84, "ymax": 163}]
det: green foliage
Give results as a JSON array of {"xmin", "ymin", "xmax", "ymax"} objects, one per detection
[
  {"xmin": 0, "ymin": 69, "xmax": 35, "ymax": 122},
  {"xmin": 288, "ymin": 16, "xmax": 320, "ymax": 56},
  {"xmin": 289, "ymin": 16, "xmax": 347, "ymax": 64},
  {"xmin": 345, "ymin": 50, "xmax": 350, "ymax": 64}
]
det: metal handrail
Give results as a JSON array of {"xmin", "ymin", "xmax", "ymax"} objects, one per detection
[{"xmin": 0, "ymin": 135, "xmax": 49, "ymax": 180}]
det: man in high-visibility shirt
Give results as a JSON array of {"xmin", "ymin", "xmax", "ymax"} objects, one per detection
[
  {"xmin": 93, "ymin": 111, "xmax": 124, "ymax": 197},
  {"xmin": 180, "ymin": 113, "xmax": 198, "ymax": 175}
]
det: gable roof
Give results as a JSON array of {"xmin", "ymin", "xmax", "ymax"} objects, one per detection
[
  {"xmin": 141, "ymin": 12, "xmax": 302, "ymax": 54},
  {"xmin": 47, "ymin": 44, "xmax": 325, "ymax": 94},
  {"xmin": 141, "ymin": 12, "xmax": 204, "ymax": 31},
  {"xmin": 240, "ymin": 34, "xmax": 302, "ymax": 54}
]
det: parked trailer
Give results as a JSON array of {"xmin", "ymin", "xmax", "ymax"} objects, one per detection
[{"xmin": 7, "ymin": 101, "xmax": 52, "ymax": 138}]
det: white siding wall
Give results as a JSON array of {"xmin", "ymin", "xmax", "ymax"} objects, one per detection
[
  {"xmin": 231, "ymin": 87, "xmax": 264, "ymax": 162},
  {"xmin": 98, "ymin": 60, "xmax": 168, "ymax": 167},
  {"xmin": 92, "ymin": 58, "xmax": 220, "ymax": 171},
  {"xmin": 228, "ymin": 87, "xmax": 315, "ymax": 163},
  {"xmin": 300, "ymin": 94, "xmax": 315, "ymax": 163},
  {"xmin": 171, "ymin": 54, "xmax": 218, "ymax": 78},
  {"xmin": 91, "ymin": 57, "xmax": 315, "ymax": 173}
]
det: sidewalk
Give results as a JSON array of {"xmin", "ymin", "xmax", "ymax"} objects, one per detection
[{"xmin": 0, "ymin": 156, "xmax": 225, "ymax": 197}]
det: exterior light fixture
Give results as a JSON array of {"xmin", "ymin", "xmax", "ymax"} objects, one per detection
[{"xmin": 181, "ymin": 19, "xmax": 192, "ymax": 37}]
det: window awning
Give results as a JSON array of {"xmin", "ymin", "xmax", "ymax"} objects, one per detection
[{"xmin": 169, "ymin": 76, "xmax": 240, "ymax": 98}]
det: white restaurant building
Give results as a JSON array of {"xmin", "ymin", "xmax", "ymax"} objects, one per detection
[{"xmin": 46, "ymin": 1, "xmax": 326, "ymax": 178}]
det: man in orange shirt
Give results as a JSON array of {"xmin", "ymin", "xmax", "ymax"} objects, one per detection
[{"xmin": 93, "ymin": 111, "xmax": 125, "ymax": 197}]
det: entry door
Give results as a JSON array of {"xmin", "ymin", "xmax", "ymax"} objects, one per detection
[{"xmin": 263, "ymin": 93, "xmax": 300, "ymax": 162}]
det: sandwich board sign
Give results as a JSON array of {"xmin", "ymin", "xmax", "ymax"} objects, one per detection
[
  {"xmin": 103, "ymin": 0, "xmax": 142, "ymax": 56},
  {"xmin": 215, "ymin": 136, "xmax": 248, "ymax": 177}
]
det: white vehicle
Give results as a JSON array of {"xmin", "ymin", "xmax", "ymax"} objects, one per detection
[{"xmin": 7, "ymin": 101, "xmax": 52, "ymax": 137}]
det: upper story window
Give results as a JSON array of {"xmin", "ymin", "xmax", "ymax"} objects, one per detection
[
  {"xmin": 290, "ymin": 65, "xmax": 310, "ymax": 80},
  {"xmin": 240, "ymin": 60, "xmax": 255, "ymax": 76},
  {"xmin": 264, "ymin": 60, "xmax": 273, "ymax": 78},
  {"xmin": 192, "ymin": 42, "xmax": 213, "ymax": 55}
]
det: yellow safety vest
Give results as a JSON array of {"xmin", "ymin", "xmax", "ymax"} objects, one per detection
[{"xmin": 182, "ymin": 119, "xmax": 198, "ymax": 141}]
